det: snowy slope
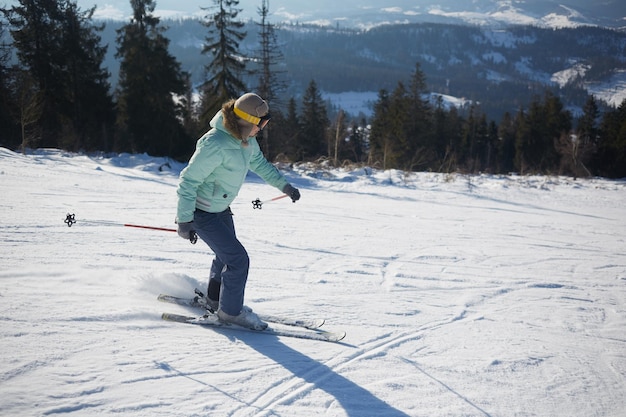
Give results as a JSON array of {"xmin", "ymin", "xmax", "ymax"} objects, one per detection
[{"xmin": 1, "ymin": 147, "xmax": 625, "ymax": 416}]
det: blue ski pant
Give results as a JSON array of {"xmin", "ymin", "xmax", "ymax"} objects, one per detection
[{"xmin": 193, "ymin": 208, "xmax": 249, "ymax": 316}]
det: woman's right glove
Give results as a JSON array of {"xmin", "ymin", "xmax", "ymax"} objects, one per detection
[{"xmin": 177, "ymin": 221, "xmax": 197, "ymax": 243}]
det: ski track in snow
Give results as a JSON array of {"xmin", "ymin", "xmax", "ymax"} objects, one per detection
[{"xmin": 1, "ymin": 147, "xmax": 625, "ymax": 416}]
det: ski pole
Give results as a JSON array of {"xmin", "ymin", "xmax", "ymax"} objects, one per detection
[
  {"xmin": 63, "ymin": 213, "xmax": 197, "ymax": 244},
  {"xmin": 251, "ymin": 194, "xmax": 289, "ymax": 209}
]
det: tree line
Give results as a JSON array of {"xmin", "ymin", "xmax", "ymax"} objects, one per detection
[
  {"xmin": 1, "ymin": 1, "xmax": 625, "ymax": 178},
  {"xmin": 363, "ymin": 63, "xmax": 626, "ymax": 179},
  {"xmin": 326, "ymin": 63, "xmax": 625, "ymax": 179}
]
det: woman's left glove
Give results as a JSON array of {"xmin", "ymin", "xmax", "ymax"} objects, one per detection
[{"xmin": 283, "ymin": 184, "xmax": 301, "ymax": 202}]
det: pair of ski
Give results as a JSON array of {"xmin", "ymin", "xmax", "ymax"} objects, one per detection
[{"xmin": 158, "ymin": 292, "xmax": 346, "ymax": 343}]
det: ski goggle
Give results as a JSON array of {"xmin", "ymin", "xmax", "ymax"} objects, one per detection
[{"xmin": 257, "ymin": 113, "xmax": 271, "ymax": 131}]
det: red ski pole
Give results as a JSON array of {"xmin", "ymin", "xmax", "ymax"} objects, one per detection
[{"xmin": 64, "ymin": 213, "xmax": 197, "ymax": 243}]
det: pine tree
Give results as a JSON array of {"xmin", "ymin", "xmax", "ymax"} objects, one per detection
[
  {"xmin": 542, "ymin": 91, "xmax": 572, "ymax": 172},
  {"xmin": 497, "ymin": 112, "xmax": 516, "ymax": 174},
  {"xmin": 199, "ymin": 0, "xmax": 247, "ymax": 124},
  {"xmin": 5, "ymin": 0, "xmax": 114, "ymax": 151},
  {"xmin": 485, "ymin": 119, "xmax": 499, "ymax": 173},
  {"xmin": 577, "ymin": 95, "xmax": 599, "ymax": 147},
  {"xmin": 514, "ymin": 92, "xmax": 571, "ymax": 174},
  {"xmin": 254, "ymin": 0, "xmax": 285, "ymax": 159},
  {"xmin": 0, "ymin": 14, "xmax": 21, "ymax": 149},
  {"xmin": 368, "ymin": 89, "xmax": 392, "ymax": 169},
  {"xmin": 298, "ymin": 80, "xmax": 328, "ymax": 161},
  {"xmin": 466, "ymin": 112, "xmax": 492, "ymax": 172},
  {"xmin": 432, "ymin": 98, "xmax": 463, "ymax": 172},
  {"xmin": 255, "ymin": 0, "xmax": 284, "ymax": 104},
  {"xmin": 6, "ymin": 1, "xmax": 61, "ymax": 148},
  {"xmin": 432, "ymin": 96, "xmax": 449, "ymax": 170},
  {"xmin": 530, "ymin": 95, "xmax": 551, "ymax": 172},
  {"xmin": 386, "ymin": 81, "xmax": 411, "ymax": 169},
  {"xmin": 594, "ymin": 99, "xmax": 626, "ymax": 178},
  {"xmin": 460, "ymin": 105, "xmax": 478, "ymax": 170},
  {"xmin": 57, "ymin": 2, "xmax": 114, "ymax": 151},
  {"xmin": 514, "ymin": 107, "xmax": 531, "ymax": 174},
  {"xmin": 405, "ymin": 63, "xmax": 433, "ymax": 170},
  {"xmin": 272, "ymin": 97, "xmax": 300, "ymax": 161},
  {"xmin": 557, "ymin": 95, "xmax": 597, "ymax": 178},
  {"xmin": 115, "ymin": 0, "xmax": 189, "ymax": 157},
  {"xmin": 368, "ymin": 63, "xmax": 435, "ymax": 171}
]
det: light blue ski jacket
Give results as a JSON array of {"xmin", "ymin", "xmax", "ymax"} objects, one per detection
[{"xmin": 176, "ymin": 111, "xmax": 289, "ymax": 223}]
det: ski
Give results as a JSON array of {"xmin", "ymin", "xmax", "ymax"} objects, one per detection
[
  {"xmin": 157, "ymin": 293, "xmax": 325, "ymax": 330},
  {"xmin": 161, "ymin": 312, "xmax": 346, "ymax": 343}
]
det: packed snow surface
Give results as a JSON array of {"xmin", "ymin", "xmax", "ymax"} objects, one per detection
[{"xmin": 1, "ymin": 147, "xmax": 625, "ymax": 416}]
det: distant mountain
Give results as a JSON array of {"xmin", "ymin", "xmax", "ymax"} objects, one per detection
[
  {"xmin": 268, "ymin": 22, "xmax": 626, "ymax": 118},
  {"xmin": 95, "ymin": 18, "xmax": 626, "ymax": 121},
  {"xmin": 291, "ymin": 0, "xmax": 626, "ymax": 29},
  {"xmin": 41, "ymin": 0, "xmax": 626, "ymax": 29}
]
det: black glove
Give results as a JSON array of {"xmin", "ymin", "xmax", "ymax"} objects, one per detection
[
  {"xmin": 283, "ymin": 184, "xmax": 301, "ymax": 202},
  {"xmin": 177, "ymin": 221, "xmax": 197, "ymax": 243}
]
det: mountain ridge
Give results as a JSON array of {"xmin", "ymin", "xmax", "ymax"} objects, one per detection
[
  {"xmin": 281, "ymin": 0, "xmax": 626, "ymax": 29},
  {"xmin": 24, "ymin": 0, "xmax": 625, "ymax": 29}
]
